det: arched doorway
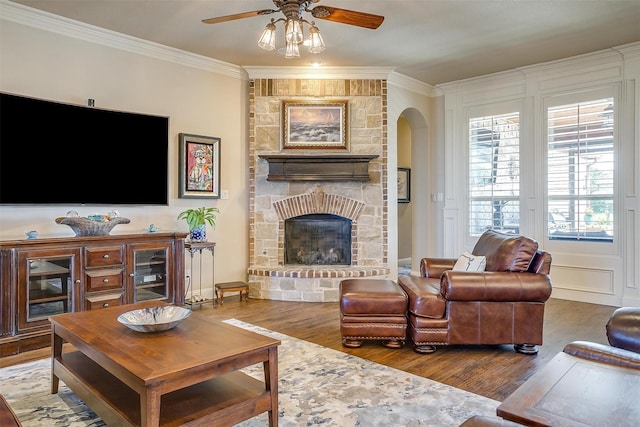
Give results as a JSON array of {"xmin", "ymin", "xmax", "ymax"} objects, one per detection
[
  {"xmin": 397, "ymin": 108, "xmax": 429, "ymax": 274},
  {"xmin": 397, "ymin": 116, "xmax": 412, "ymax": 273}
]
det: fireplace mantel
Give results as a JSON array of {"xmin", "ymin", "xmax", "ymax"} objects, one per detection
[{"xmin": 259, "ymin": 154, "xmax": 378, "ymax": 181}]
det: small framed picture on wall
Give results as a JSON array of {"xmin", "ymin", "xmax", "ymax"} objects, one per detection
[
  {"xmin": 398, "ymin": 167, "xmax": 411, "ymax": 203},
  {"xmin": 179, "ymin": 133, "xmax": 221, "ymax": 199}
]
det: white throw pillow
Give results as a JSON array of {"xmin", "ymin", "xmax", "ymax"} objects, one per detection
[{"xmin": 452, "ymin": 252, "xmax": 487, "ymax": 272}]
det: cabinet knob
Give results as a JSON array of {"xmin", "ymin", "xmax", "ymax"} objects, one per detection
[
  {"xmin": 103, "ymin": 303, "xmax": 110, "ymax": 308},
  {"xmin": 103, "ymin": 279, "xmax": 109, "ymax": 283},
  {"xmin": 103, "ymin": 254, "xmax": 109, "ymax": 259},
  {"xmin": 75, "ymin": 279, "xmax": 81, "ymax": 284}
]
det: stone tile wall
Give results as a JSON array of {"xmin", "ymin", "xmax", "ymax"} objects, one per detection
[{"xmin": 248, "ymin": 79, "xmax": 389, "ymax": 302}]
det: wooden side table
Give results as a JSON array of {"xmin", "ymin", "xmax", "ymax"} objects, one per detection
[
  {"xmin": 215, "ymin": 281, "xmax": 249, "ymax": 305},
  {"xmin": 497, "ymin": 351, "xmax": 640, "ymax": 426}
]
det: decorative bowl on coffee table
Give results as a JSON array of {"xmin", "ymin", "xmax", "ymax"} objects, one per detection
[{"xmin": 117, "ymin": 305, "xmax": 191, "ymax": 332}]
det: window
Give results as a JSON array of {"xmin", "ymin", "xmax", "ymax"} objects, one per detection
[
  {"xmin": 468, "ymin": 112, "xmax": 520, "ymax": 236},
  {"xmin": 547, "ymin": 98, "xmax": 614, "ymax": 241}
]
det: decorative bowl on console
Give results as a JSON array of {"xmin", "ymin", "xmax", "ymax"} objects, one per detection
[
  {"xmin": 117, "ymin": 305, "xmax": 192, "ymax": 332},
  {"xmin": 55, "ymin": 216, "xmax": 131, "ymax": 236}
]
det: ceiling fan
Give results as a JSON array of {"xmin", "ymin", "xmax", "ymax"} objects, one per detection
[
  {"xmin": 202, "ymin": 0, "xmax": 384, "ymax": 30},
  {"xmin": 202, "ymin": 1, "xmax": 384, "ymax": 58}
]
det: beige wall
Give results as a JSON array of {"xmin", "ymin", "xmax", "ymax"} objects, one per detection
[
  {"xmin": 0, "ymin": 12, "xmax": 434, "ymax": 292},
  {"xmin": 0, "ymin": 18, "xmax": 249, "ymax": 288},
  {"xmin": 397, "ymin": 116, "xmax": 412, "ymax": 262},
  {"xmin": 9, "ymin": 2, "xmax": 637, "ymax": 307},
  {"xmin": 387, "ymin": 82, "xmax": 435, "ymax": 275}
]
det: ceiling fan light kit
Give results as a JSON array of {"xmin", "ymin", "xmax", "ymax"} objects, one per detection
[
  {"xmin": 203, "ymin": 0, "xmax": 383, "ymax": 59},
  {"xmin": 260, "ymin": 18, "xmax": 325, "ymax": 58}
]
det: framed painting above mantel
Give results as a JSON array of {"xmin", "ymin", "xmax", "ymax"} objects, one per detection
[{"xmin": 281, "ymin": 100, "xmax": 348, "ymax": 150}]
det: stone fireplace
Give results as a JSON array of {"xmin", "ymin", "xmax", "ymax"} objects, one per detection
[{"xmin": 247, "ymin": 78, "xmax": 390, "ymax": 302}]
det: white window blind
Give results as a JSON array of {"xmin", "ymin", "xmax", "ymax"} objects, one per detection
[
  {"xmin": 468, "ymin": 112, "xmax": 520, "ymax": 236},
  {"xmin": 547, "ymin": 98, "xmax": 614, "ymax": 241}
]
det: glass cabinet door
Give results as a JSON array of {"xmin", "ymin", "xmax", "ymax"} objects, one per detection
[
  {"xmin": 128, "ymin": 244, "xmax": 171, "ymax": 302},
  {"xmin": 18, "ymin": 249, "xmax": 81, "ymax": 331}
]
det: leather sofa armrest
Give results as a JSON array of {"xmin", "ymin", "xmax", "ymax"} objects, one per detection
[
  {"xmin": 606, "ymin": 307, "xmax": 640, "ymax": 353},
  {"xmin": 563, "ymin": 341, "xmax": 640, "ymax": 369},
  {"xmin": 440, "ymin": 271, "xmax": 553, "ymax": 302},
  {"xmin": 459, "ymin": 415, "xmax": 524, "ymax": 426},
  {"xmin": 420, "ymin": 257, "xmax": 456, "ymax": 278}
]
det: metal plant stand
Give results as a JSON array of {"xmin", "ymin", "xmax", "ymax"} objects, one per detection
[{"xmin": 184, "ymin": 241, "xmax": 216, "ymax": 308}]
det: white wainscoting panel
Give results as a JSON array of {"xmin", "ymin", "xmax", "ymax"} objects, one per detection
[{"xmin": 551, "ymin": 265, "xmax": 614, "ymax": 295}]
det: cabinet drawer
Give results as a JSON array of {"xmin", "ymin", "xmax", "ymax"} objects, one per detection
[
  {"xmin": 85, "ymin": 246, "xmax": 124, "ymax": 267},
  {"xmin": 85, "ymin": 292, "xmax": 124, "ymax": 310},
  {"xmin": 85, "ymin": 268, "xmax": 124, "ymax": 292}
]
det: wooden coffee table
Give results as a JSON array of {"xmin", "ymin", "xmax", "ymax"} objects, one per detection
[
  {"xmin": 49, "ymin": 301, "xmax": 280, "ymax": 426},
  {"xmin": 497, "ymin": 351, "xmax": 640, "ymax": 426}
]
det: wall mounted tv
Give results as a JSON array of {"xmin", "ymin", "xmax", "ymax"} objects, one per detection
[{"xmin": 0, "ymin": 92, "xmax": 169, "ymax": 206}]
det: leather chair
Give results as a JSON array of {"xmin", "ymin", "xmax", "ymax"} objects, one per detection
[
  {"xmin": 0, "ymin": 394, "xmax": 21, "ymax": 427},
  {"xmin": 398, "ymin": 230, "xmax": 553, "ymax": 354},
  {"xmin": 563, "ymin": 306, "xmax": 640, "ymax": 369},
  {"xmin": 459, "ymin": 415, "xmax": 523, "ymax": 426}
]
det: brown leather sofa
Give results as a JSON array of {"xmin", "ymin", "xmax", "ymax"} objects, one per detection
[
  {"xmin": 398, "ymin": 229, "xmax": 553, "ymax": 354},
  {"xmin": 563, "ymin": 306, "xmax": 640, "ymax": 369}
]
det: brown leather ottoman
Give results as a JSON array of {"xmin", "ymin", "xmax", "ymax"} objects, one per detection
[{"xmin": 340, "ymin": 279, "xmax": 408, "ymax": 349}]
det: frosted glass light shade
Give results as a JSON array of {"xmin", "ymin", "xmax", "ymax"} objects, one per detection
[
  {"xmin": 258, "ymin": 21, "xmax": 277, "ymax": 51},
  {"xmin": 285, "ymin": 41, "xmax": 300, "ymax": 58},
  {"xmin": 307, "ymin": 24, "xmax": 325, "ymax": 53},
  {"xmin": 285, "ymin": 19, "xmax": 303, "ymax": 44}
]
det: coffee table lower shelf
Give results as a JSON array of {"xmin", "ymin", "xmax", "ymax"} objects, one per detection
[{"xmin": 53, "ymin": 351, "xmax": 273, "ymax": 426}]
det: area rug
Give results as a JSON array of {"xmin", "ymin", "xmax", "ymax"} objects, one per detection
[{"xmin": 0, "ymin": 319, "xmax": 499, "ymax": 426}]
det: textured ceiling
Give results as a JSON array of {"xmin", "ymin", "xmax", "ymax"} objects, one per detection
[{"xmin": 9, "ymin": 0, "xmax": 640, "ymax": 85}]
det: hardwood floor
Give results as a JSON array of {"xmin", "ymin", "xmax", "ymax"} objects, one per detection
[{"xmin": 0, "ymin": 297, "xmax": 617, "ymax": 402}]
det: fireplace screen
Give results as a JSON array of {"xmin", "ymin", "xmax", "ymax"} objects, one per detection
[{"xmin": 284, "ymin": 214, "xmax": 351, "ymax": 265}]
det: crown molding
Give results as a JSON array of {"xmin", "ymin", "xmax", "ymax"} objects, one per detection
[
  {"xmin": 388, "ymin": 72, "xmax": 435, "ymax": 96},
  {"xmin": 436, "ymin": 41, "xmax": 640, "ymax": 92},
  {"xmin": 244, "ymin": 66, "xmax": 436, "ymax": 97},
  {"xmin": 0, "ymin": 0, "xmax": 244, "ymax": 79},
  {"xmin": 610, "ymin": 41, "xmax": 640, "ymax": 60},
  {"xmin": 243, "ymin": 66, "xmax": 395, "ymax": 80}
]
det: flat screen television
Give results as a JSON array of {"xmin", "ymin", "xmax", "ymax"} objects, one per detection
[{"xmin": 0, "ymin": 92, "xmax": 169, "ymax": 206}]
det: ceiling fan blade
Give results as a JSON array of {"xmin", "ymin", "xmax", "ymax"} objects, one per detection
[
  {"xmin": 310, "ymin": 6, "xmax": 384, "ymax": 29},
  {"xmin": 202, "ymin": 9, "xmax": 276, "ymax": 24}
]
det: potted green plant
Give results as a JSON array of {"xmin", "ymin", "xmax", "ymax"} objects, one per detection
[
  {"xmin": 584, "ymin": 207, "xmax": 594, "ymax": 226},
  {"xmin": 177, "ymin": 206, "xmax": 219, "ymax": 242}
]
